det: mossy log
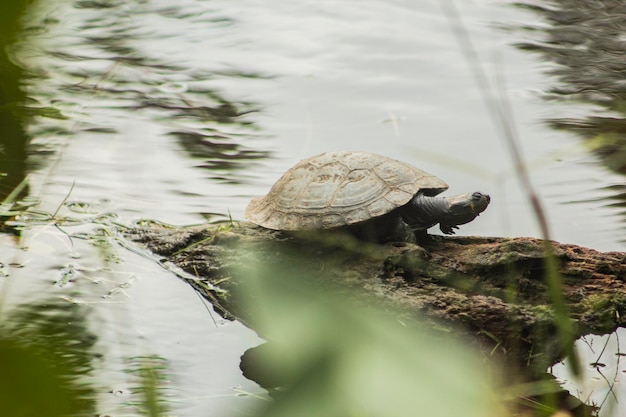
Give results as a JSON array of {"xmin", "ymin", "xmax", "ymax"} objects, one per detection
[{"xmin": 125, "ymin": 222, "xmax": 626, "ymax": 376}]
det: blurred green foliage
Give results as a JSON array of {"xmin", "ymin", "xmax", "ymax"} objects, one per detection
[
  {"xmin": 0, "ymin": 301, "xmax": 97, "ymax": 417},
  {"xmin": 236, "ymin": 248, "xmax": 503, "ymax": 417},
  {"xmin": 0, "ymin": 0, "xmax": 32, "ymax": 201}
]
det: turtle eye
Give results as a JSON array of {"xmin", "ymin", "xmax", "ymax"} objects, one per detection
[{"xmin": 472, "ymin": 192, "xmax": 483, "ymax": 200}]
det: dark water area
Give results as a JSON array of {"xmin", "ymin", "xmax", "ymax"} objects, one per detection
[{"xmin": 1, "ymin": 0, "xmax": 626, "ymax": 416}]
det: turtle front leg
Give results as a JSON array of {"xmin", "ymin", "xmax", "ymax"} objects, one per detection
[
  {"xmin": 391, "ymin": 217, "xmax": 433, "ymax": 244},
  {"xmin": 389, "ymin": 217, "xmax": 417, "ymax": 244}
]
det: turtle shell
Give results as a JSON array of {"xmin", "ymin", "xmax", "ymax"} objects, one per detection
[{"xmin": 245, "ymin": 151, "xmax": 448, "ymax": 231}]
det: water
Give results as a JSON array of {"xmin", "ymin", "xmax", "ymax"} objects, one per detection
[
  {"xmin": 2, "ymin": 0, "xmax": 625, "ymax": 415},
  {"xmin": 552, "ymin": 329, "xmax": 626, "ymax": 416}
]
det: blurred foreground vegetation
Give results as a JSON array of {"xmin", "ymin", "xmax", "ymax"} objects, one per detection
[
  {"xmin": 235, "ymin": 251, "xmax": 504, "ymax": 417},
  {"xmin": 0, "ymin": 0, "xmax": 31, "ymax": 202},
  {"xmin": 0, "ymin": 301, "xmax": 97, "ymax": 417}
]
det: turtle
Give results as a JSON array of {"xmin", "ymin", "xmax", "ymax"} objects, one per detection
[{"xmin": 245, "ymin": 151, "xmax": 490, "ymax": 243}]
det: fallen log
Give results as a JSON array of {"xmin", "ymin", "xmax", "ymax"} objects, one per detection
[{"xmin": 124, "ymin": 221, "xmax": 626, "ymax": 377}]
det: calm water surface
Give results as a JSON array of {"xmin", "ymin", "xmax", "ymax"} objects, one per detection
[{"xmin": 2, "ymin": 0, "xmax": 625, "ymax": 415}]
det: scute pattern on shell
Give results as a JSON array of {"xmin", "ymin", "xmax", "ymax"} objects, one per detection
[{"xmin": 245, "ymin": 151, "xmax": 448, "ymax": 231}]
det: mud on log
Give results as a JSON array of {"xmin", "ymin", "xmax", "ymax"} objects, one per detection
[{"xmin": 126, "ymin": 222, "xmax": 626, "ymax": 374}]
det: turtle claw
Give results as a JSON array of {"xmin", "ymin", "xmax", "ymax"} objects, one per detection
[{"xmin": 440, "ymin": 224, "xmax": 459, "ymax": 235}]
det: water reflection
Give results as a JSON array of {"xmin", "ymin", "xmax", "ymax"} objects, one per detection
[
  {"xmin": 0, "ymin": 298, "xmax": 177, "ymax": 416},
  {"xmin": 552, "ymin": 330, "xmax": 626, "ymax": 417},
  {"xmin": 125, "ymin": 355, "xmax": 172, "ymax": 417},
  {"xmin": 513, "ymin": 1, "xmax": 626, "ymax": 218},
  {"xmin": 0, "ymin": 1, "xmax": 268, "ymax": 414},
  {"xmin": 16, "ymin": 0, "xmax": 271, "ymax": 191}
]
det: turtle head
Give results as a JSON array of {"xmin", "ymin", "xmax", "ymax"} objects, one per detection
[{"xmin": 439, "ymin": 192, "xmax": 490, "ymax": 234}]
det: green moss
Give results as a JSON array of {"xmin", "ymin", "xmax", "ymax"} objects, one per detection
[
  {"xmin": 528, "ymin": 304, "xmax": 555, "ymax": 321},
  {"xmin": 577, "ymin": 294, "xmax": 626, "ymax": 332}
]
